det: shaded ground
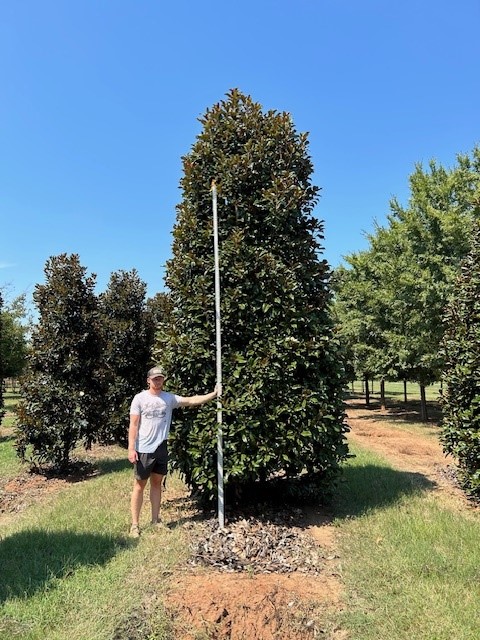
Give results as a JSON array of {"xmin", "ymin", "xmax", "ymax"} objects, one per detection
[
  {"xmin": 345, "ymin": 398, "xmax": 472, "ymax": 510},
  {"xmin": 1, "ymin": 399, "xmax": 473, "ymax": 639}
]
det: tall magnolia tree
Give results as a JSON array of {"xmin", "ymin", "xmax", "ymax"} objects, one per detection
[
  {"xmin": 157, "ymin": 89, "xmax": 348, "ymax": 501},
  {"xmin": 97, "ymin": 269, "xmax": 155, "ymax": 445},
  {"xmin": 441, "ymin": 223, "xmax": 480, "ymax": 498},
  {"xmin": 16, "ymin": 254, "xmax": 101, "ymax": 470}
]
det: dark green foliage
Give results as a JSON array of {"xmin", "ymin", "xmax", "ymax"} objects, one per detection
[
  {"xmin": 147, "ymin": 292, "xmax": 173, "ymax": 351},
  {"xmin": 15, "ymin": 254, "xmax": 102, "ymax": 470},
  {"xmin": 441, "ymin": 223, "xmax": 480, "ymax": 498},
  {"xmin": 157, "ymin": 89, "xmax": 349, "ymax": 502},
  {"xmin": 0, "ymin": 291, "xmax": 4, "ymax": 423},
  {"xmin": 97, "ymin": 269, "xmax": 155, "ymax": 445}
]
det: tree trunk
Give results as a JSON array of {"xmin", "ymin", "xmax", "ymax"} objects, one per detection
[
  {"xmin": 403, "ymin": 379, "xmax": 408, "ymax": 403},
  {"xmin": 380, "ymin": 379, "xmax": 386, "ymax": 410},
  {"xmin": 365, "ymin": 375, "xmax": 370, "ymax": 408},
  {"xmin": 420, "ymin": 384, "xmax": 428, "ymax": 422}
]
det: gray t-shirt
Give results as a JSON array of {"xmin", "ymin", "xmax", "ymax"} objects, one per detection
[{"xmin": 130, "ymin": 390, "xmax": 182, "ymax": 453}]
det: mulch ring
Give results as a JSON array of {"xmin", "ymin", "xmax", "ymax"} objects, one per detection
[{"xmin": 186, "ymin": 509, "xmax": 328, "ymax": 575}]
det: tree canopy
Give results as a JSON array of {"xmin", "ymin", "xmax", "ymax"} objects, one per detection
[
  {"xmin": 156, "ymin": 89, "xmax": 348, "ymax": 502},
  {"xmin": 15, "ymin": 256, "xmax": 155, "ymax": 468},
  {"xmin": 0, "ymin": 294, "xmax": 30, "ymax": 380},
  {"xmin": 441, "ymin": 222, "xmax": 480, "ymax": 498},
  {"xmin": 333, "ymin": 145, "xmax": 480, "ymax": 418},
  {"xmin": 15, "ymin": 254, "xmax": 101, "ymax": 469}
]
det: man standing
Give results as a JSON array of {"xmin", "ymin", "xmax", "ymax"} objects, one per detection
[{"xmin": 128, "ymin": 366, "xmax": 217, "ymax": 537}]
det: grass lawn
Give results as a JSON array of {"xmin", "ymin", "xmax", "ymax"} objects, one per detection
[
  {"xmin": 1, "ymin": 390, "xmax": 479, "ymax": 639},
  {"xmin": 0, "ymin": 392, "xmax": 23, "ymax": 479},
  {"xmin": 333, "ymin": 443, "xmax": 479, "ymax": 640}
]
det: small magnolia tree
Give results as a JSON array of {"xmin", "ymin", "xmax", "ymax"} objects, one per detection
[
  {"xmin": 16, "ymin": 254, "xmax": 101, "ymax": 470},
  {"xmin": 97, "ymin": 269, "xmax": 155, "ymax": 445},
  {"xmin": 441, "ymin": 223, "xmax": 480, "ymax": 498},
  {"xmin": 157, "ymin": 89, "xmax": 349, "ymax": 502}
]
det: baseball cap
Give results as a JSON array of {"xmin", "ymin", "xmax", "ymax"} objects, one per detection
[{"xmin": 147, "ymin": 366, "xmax": 167, "ymax": 379}]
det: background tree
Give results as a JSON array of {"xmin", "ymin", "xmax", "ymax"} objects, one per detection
[
  {"xmin": 148, "ymin": 291, "xmax": 173, "ymax": 353},
  {"xmin": 441, "ymin": 223, "xmax": 480, "ymax": 498},
  {"xmin": 97, "ymin": 269, "xmax": 155, "ymax": 445},
  {"xmin": 332, "ymin": 251, "xmax": 388, "ymax": 408},
  {"xmin": 386, "ymin": 152, "xmax": 480, "ymax": 414},
  {"xmin": 0, "ymin": 294, "xmax": 30, "ymax": 381},
  {"xmin": 333, "ymin": 146, "xmax": 480, "ymax": 420},
  {"xmin": 158, "ymin": 89, "xmax": 349, "ymax": 502},
  {"xmin": 0, "ymin": 291, "xmax": 4, "ymax": 424},
  {"xmin": 15, "ymin": 254, "xmax": 101, "ymax": 470}
]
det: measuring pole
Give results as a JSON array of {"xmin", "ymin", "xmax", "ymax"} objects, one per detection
[{"xmin": 211, "ymin": 181, "xmax": 224, "ymax": 528}]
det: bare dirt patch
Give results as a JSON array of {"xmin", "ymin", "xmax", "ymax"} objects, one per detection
[
  {"xmin": 345, "ymin": 399, "xmax": 474, "ymax": 510},
  {"xmin": 0, "ymin": 473, "xmax": 67, "ymax": 516},
  {"xmin": 0, "ymin": 444, "xmax": 121, "ymax": 520},
  {"xmin": 166, "ymin": 571, "xmax": 344, "ymax": 640},
  {"xmin": 160, "ymin": 492, "xmax": 344, "ymax": 640}
]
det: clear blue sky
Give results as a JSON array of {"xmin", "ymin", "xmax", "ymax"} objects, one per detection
[{"xmin": 1, "ymin": 0, "xmax": 479, "ymax": 309}]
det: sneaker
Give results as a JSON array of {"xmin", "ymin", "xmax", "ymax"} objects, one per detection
[
  {"xmin": 150, "ymin": 519, "xmax": 167, "ymax": 530},
  {"xmin": 129, "ymin": 524, "xmax": 140, "ymax": 538}
]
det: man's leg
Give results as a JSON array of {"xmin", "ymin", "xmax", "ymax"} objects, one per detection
[
  {"xmin": 149, "ymin": 472, "xmax": 164, "ymax": 523},
  {"xmin": 131, "ymin": 477, "xmax": 148, "ymax": 526}
]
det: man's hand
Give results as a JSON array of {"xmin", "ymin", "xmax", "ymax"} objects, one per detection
[{"xmin": 128, "ymin": 448, "xmax": 138, "ymax": 464}]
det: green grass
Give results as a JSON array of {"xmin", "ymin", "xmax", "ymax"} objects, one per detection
[
  {"xmin": 0, "ymin": 462, "xmax": 190, "ymax": 640},
  {"xmin": 2, "ymin": 391, "xmax": 21, "ymax": 426},
  {"xmin": 0, "ymin": 434, "xmax": 22, "ymax": 480},
  {"xmin": 1, "ymin": 391, "xmax": 479, "ymax": 639},
  {"xmin": 333, "ymin": 443, "xmax": 480, "ymax": 640},
  {"xmin": 0, "ymin": 392, "xmax": 24, "ymax": 478}
]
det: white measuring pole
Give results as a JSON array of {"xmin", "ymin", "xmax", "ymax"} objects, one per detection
[{"xmin": 212, "ymin": 181, "xmax": 225, "ymax": 528}]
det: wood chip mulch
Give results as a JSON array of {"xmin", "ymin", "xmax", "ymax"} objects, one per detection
[{"xmin": 186, "ymin": 512, "xmax": 326, "ymax": 575}]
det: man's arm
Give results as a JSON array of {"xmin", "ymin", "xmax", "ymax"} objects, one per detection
[
  {"xmin": 128, "ymin": 414, "xmax": 140, "ymax": 463},
  {"xmin": 178, "ymin": 387, "xmax": 218, "ymax": 408}
]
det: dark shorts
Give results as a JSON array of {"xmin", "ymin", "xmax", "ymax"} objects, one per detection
[{"xmin": 134, "ymin": 441, "xmax": 168, "ymax": 480}]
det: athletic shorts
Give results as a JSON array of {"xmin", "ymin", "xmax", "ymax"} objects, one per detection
[{"xmin": 134, "ymin": 440, "xmax": 168, "ymax": 480}]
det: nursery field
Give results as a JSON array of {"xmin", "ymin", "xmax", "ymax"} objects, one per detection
[{"xmin": 0, "ymin": 391, "xmax": 478, "ymax": 639}]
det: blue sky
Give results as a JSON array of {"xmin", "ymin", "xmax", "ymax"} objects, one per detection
[{"xmin": 1, "ymin": 0, "xmax": 479, "ymax": 310}]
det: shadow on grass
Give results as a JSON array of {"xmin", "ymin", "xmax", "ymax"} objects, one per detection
[
  {"xmin": 346, "ymin": 396, "xmax": 442, "ymax": 424},
  {"xmin": 0, "ymin": 433, "xmax": 14, "ymax": 445},
  {"xmin": 333, "ymin": 462, "xmax": 436, "ymax": 519},
  {"xmin": 165, "ymin": 494, "xmax": 210, "ymax": 528},
  {"xmin": 96, "ymin": 457, "xmax": 131, "ymax": 474},
  {"xmin": 0, "ymin": 528, "xmax": 124, "ymax": 603}
]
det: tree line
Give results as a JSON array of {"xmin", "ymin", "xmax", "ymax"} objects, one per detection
[{"xmin": 332, "ymin": 145, "xmax": 480, "ymax": 496}]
